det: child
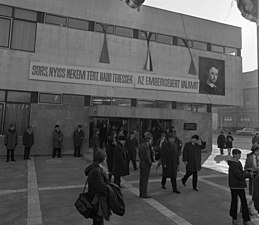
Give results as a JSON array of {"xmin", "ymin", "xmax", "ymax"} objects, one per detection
[{"xmin": 228, "ymin": 148, "xmax": 252, "ymax": 225}]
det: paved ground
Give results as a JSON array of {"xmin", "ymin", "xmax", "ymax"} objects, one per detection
[{"xmin": 1, "ymin": 146, "xmax": 259, "ymax": 225}]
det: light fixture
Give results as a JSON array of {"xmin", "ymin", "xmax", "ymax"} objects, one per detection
[{"xmin": 125, "ymin": 0, "xmax": 145, "ymax": 9}]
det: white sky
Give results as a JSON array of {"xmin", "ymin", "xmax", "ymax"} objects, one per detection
[{"xmin": 144, "ymin": 0, "xmax": 257, "ymax": 72}]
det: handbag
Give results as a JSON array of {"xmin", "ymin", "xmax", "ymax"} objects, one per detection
[{"xmin": 74, "ymin": 178, "xmax": 93, "ymax": 219}]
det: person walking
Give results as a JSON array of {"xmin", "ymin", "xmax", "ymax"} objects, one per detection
[
  {"xmin": 245, "ymin": 144, "xmax": 259, "ymax": 215},
  {"xmin": 52, "ymin": 124, "xmax": 63, "ymax": 158},
  {"xmin": 160, "ymin": 132, "xmax": 181, "ymax": 193},
  {"xmin": 217, "ymin": 131, "xmax": 226, "ymax": 155},
  {"xmin": 138, "ymin": 133, "xmax": 153, "ymax": 198},
  {"xmin": 154, "ymin": 132, "xmax": 167, "ymax": 170},
  {"xmin": 226, "ymin": 132, "xmax": 234, "ymax": 155},
  {"xmin": 227, "ymin": 149, "xmax": 252, "ymax": 225},
  {"xmin": 112, "ymin": 135, "xmax": 129, "ymax": 188},
  {"xmin": 181, "ymin": 135, "xmax": 203, "ymax": 191},
  {"xmin": 73, "ymin": 125, "xmax": 84, "ymax": 157},
  {"xmin": 93, "ymin": 129, "xmax": 100, "ymax": 158},
  {"xmin": 125, "ymin": 130, "xmax": 138, "ymax": 171},
  {"xmin": 4, "ymin": 124, "xmax": 18, "ymax": 162},
  {"xmin": 22, "ymin": 126, "xmax": 34, "ymax": 160},
  {"xmin": 106, "ymin": 131, "xmax": 117, "ymax": 182}
]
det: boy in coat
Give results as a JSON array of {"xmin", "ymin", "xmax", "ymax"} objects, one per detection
[
  {"xmin": 4, "ymin": 124, "xmax": 18, "ymax": 162},
  {"xmin": 52, "ymin": 124, "xmax": 63, "ymax": 158},
  {"xmin": 22, "ymin": 126, "xmax": 34, "ymax": 160},
  {"xmin": 73, "ymin": 125, "xmax": 84, "ymax": 157}
]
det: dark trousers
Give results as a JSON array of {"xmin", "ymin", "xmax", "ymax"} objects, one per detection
[
  {"xmin": 93, "ymin": 215, "xmax": 104, "ymax": 225},
  {"xmin": 74, "ymin": 146, "xmax": 81, "ymax": 157},
  {"xmin": 24, "ymin": 147, "xmax": 31, "ymax": 160},
  {"xmin": 229, "ymin": 189, "xmax": 250, "ymax": 222},
  {"xmin": 114, "ymin": 175, "xmax": 121, "ymax": 187},
  {"xmin": 220, "ymin": 148, "xmax": 224, "ymax": 154},
  {"xmin": 129, "ymin": 158, "xmax": 137, "ymax": 170},
  {"xmin": 139, "ymin": 165, "xmax": 151, "ymax": 197},
  {"xmin": 182, "ymin": 170, "xmax": 198, "ymax": 189},
  {"xmin": 52, "ymin": 148, "xmax": 61, "ymax": 158},
  {"xmin": 161, "ymin": 171, "xmax": 178, "ymax": 191},
  {"xmin": 6, "ymin": 149, "xmax": 15, "ymax": 162}
]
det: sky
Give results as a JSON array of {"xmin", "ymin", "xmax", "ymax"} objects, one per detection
[{"xmin": 144, "ymin": 0, "xmax": 257, "ymax": 72}]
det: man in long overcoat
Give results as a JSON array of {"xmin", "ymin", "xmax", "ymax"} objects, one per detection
[
  {"xmin": 181, "ymin": 135, "xmax": 203, "ymax": 191},
  {"xmin": 22, "ymin": 125, "xmax": 34, "ymax": 160},
  {"xmin": 73, "ymin": 125, "xmax": 84, "ymax": 157},
  {"xmin": 52, "ymin": 124, "xmax": 63, "ymax": 158},
  {"xmin": 112, "ymin": 135, "xmax": 129, "ymax": 187},
  {"xmin": 138, "ymin": 133, "xmax": 153, "ymax": 198},
  {"xmin": 4, "ymin": 124, "xmax": 18, "ymax": 162},
  {"xmin": 217, "ymin": 131, "xmax": 226, "ymax": 155},
  {"xmin": 125, "ymin": 130, "xmax": 138, "ymax": 171},
  {"xmin": 160, "ymin": 132, "xmax": 180, "ymax": 193}
]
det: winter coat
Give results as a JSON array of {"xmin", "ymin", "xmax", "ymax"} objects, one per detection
[
  {"xmin": 4, "ymin": 129, "xmax": 18, "ymax": 149},
  {"xmin": 73, "ymin": 129, "xmax": 84, "ymax": 147},
  {"xmin": 153, "ymin": 138, "xmax": 167, "ymax": 160},
  {"xmin": 245, "ymin": 152, "xmax": 259, "ymax": 195},
  {"xmin": 106, "ymin": 137, "xmax": 116, "ymax": 172},
  {"xmin": 23, "ymin": 130, "xmax": 34, "ymax": 148},
  {"xmin": 125, "ymin": 137, "xmax": 138, "ymax": 160},
  {"xmin": 253, "ymin": 173, "xmax": 259, "ymax": 213},
  {"xmin": 107, "ymin": 183, "xmax": 125, "ymax": 216},
  {"xmin": 93, "ymin": 134, "xmax": 100, "ymax": 152},
  {"xmin": 182, "ymin": 141, "xmax": 202, "ymax": 172},
  {"xmin": 228, "ymin": 158, "xmax": 250, "ymax": 189},
  {"xmin": 112, "ymin": 142, "xmax": 129, "ymax": 177},
  {"xmin": 160, "ymin": 141, "xmax": 179, "ymax": 178},
  {"xmin": 52, "ymin": 130, "xmax": 63, "ymax": 148},
  {"xmin": 226, "ymin": 135, "xmax": 234, "ymax": 148},
  {"xmin": 139, "ymin": 142, "xmax": 152, "ymax": 170},
  {"xmin": 217, "ymin": 134, "xmax": 226, "ymax": 148}
]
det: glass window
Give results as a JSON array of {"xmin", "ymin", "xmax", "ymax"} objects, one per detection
[
  {"xmin": 0, "ymin": 5, "xmax": 12, "ymax": 17},
  {"xmin": 177, "ymin": 38, "xmax": 192, "ymax": 47},
  {"xmin": 115, "ymin": 26, "xmax": 133, "ymax": 38},
  {"xmin": 211, "ymin": 44, "xmax": 224, "ymax": 53},
  {"xmin": 193, "ymin": 41, "xmax": 207, "ymax": 51},
  {"xmin": 11, "ymin": 20, "xmax": 36, "ymax": 52},
  {"xmin": 7, "ymin": 91, "xmax": 31, "ymax": 103},
  {"xmin": 92, "ymin": 97, "xmax": 111, "ymax": 106},
  {"xmin": 0, "ymin": 103, "xmax": 3, "ymax": 134},
  {"xmin": 192, "ymin": 104, "xmax": 207, "ymax": 113},
  {"xmin": 14, "ymin": 8, "xmax": 37, "ymax": 21},
  {"xmin": 63, "ymin": 94, "xmax": 84, "ymax": 106},
  {"xmin": 95, "ymin": 23, "xmax": 114, "ymax": 34},
  {"xmin": 4, "ymin": 103, "xmax": 30, "ymax": 135},
  {"xmin": 177, "ymin": 103, "xmax": 192, "ymax": 111},
  {"xmin": 225, "ymin": 47, "xmax": 237, "ymax": 56},
  {"xmin": 67, "ymin": 18, "xmax": 89, "ymax": 31},
  {"xmin": 154, "ymin": 101, "xmax": 171, "ymax": 109},
  {"xmin": 139, "ymin": 31, "xmax": 156, "ymax": 41},
  {"xmin": 137, "ymin": 100, "xmax": 154, "ymax": 108},
  {"xmin": 0, "ymin": 90, "xmax": 5, "ymax": 101},
  {"xmin": 39, "ymin": 93, "xmax": 62, "ymax": 104},
  {"xmin": 112, "ymin": 98, "xmax": 131, "ymax": 107},
  {"xmin": 45, "ymin": 14, "xmax": 66, "ymax": 27},
  {"xmin": 157, "ymin": 34, "xmax": 171, "ymax": 45},
  {"xmin": 0, "ymin": 18, "xmax": 11, "ymax": 47}
]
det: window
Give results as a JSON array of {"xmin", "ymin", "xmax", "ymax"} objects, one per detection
[
  {"xmin": 0, "ymin": 17, "xmax": 11, "ymax": 47},
  {"xmin": 39, "ymin": 93, "xmax": 62, "ymax": 104},
  {"xmin": 193, "ymin": 41, "xmax": 207, "ymax": 51},
  {"xmin": 0, "ymin": 90, "xmax": 5, "ymax": 101},
  {"xmin": 45, "ymin": 14, "xmax": 67, "ymax": 27},
  {"xmin": 154, "ymin": 101, "xmax": 171, "ymax": 109},
  {"xmin": 225, "ymin": 47, "xmax": 237, "ymax": 56},
  {"xmin": 177, "ymin": 38, "xmax": 192, "ymax": 47},
  {"xmin": 112, "ymin": 98, "xmax": 131, "ymax": 107},
  {"xmin": 7, "ymin": 91, "xmax": 31, "ymax": 103},
  {"xmin": 211, "ymin": 44, "xmax": 224, "ymax": 53},
  {"xmin": 63, "ymin": 94, "xmax": 84, "ymax": 106},
  {"xmin": 157, "ymin": 34, "xmax": 171, "ymax": 45},
  {"xmin": 192, "ymin": 104, "xmax": 207, "ymax": 113},
  {"xmin": 14, "ymin": 8, "xmax": 37, "ymax": 21},
  {"xmin": 0, "ymin": 4, "xmax": 12, "ymax": 17},
  {"xmin": 67, "ymin": 18, "xmax": 89, "ymax": 31},
  {"xmin": 92, "ymin": 97, "xmax": 111, "ymax": 106},
  {"xmin": 115, "ymin": 26, "xmax": 133, "ymax": 38},
  {"xmin": 139, "ymin": 31, "xmax": 156, "ymax": 41},
  {"xmin": 95, "ymin": 23, "xmax": 114, "ymax": 34},
  {"xmin": 177, "ymin": 103, "xmax": 192, "ymax": 111},
  {"xmin": 137, "ymin": 100, "xmax": 154, "ymax": 108}
]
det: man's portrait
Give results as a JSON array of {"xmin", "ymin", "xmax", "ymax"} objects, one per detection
[{"xmin": 199, "ymin": 57, "xmax": 225, "ymax": 96}]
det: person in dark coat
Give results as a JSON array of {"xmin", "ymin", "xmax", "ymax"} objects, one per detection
[
  {"xmin": 138, "ymin": 133, "xmax": 153, "ymax": 198},
  {"xmin": 4, "ymin": 124, "xmax": 18, "ymax": 162},
  {"xmin": 181, "ymin": 135, "xmax": 203, "ymax": 191},
  {"xmin": 112, "ymin": 135, "xmax": 129, "ymax": 188},
  {"xmin": 125, "ymin": 130, "xmax": 138, "ymax": 171},
  {"xmin": 99, "ymin": 124, "xmax": 107, "ymax": 149},
  {"xmin": 253, "ymin": 171, "xmax": 259, "ymax": 214},
  {"xmin": 93, "ymin": 129, "xmax": 100, "ymax": 158},
  {"xmin": 217, "ymin": 131, "xmax": 226, "ymax": 155},
  {"xmin": 226, "ymin": 132, "xmax": 234, "ymax": 155},
  {"xmin": 22, "ymin": 126, "xmax": 34, "ymax": 160},
  {"xmin": 73, "ymin": 125, "xmax": 84, "ymax": 157},
  {"xmin": 160, "ymin": 132, "xmax": 180, "ymax": 193},
  {"xmin": 85, "ymin": 150, "xmax": 111, "ymax": 225},
  {"xmin": 106, "ymin": 131, "xmax": 117, "ymax": 182},
  {"xmin": 154, "ymin": 132, "xmax": 167, "ymax": 170},
  {"xmin": 227, "ymin": 149, "xmax": 252, "ymax": 225},
  {"xmin": 52, "ymin": 124, "xmax": 63, "ymax": 158}
]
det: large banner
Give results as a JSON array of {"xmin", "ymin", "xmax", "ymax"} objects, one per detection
[{"xmin": 29, "ymin": 62, "xmax": 199, "ymax": 93}]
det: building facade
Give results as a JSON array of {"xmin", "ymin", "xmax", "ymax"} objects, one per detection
[{"xmin": 0, "ymin": 0, "xmax": 242, "ymax": 155}]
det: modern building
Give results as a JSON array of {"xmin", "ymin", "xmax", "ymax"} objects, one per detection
[{"xmin": 0, "ymin": 0, "xmax": 242, "ymax": 155}]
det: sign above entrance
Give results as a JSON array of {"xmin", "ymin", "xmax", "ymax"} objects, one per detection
[
  {"xmin": 29, "ymin": 62, "xmax": 199, "ymax": 93},
  {"xmin": 184, "ymin": 123, "xmax": 197, "ymax": 130}
]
